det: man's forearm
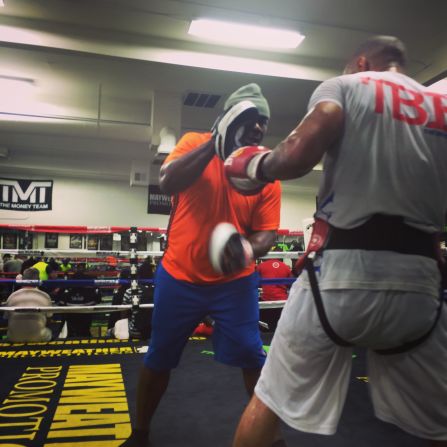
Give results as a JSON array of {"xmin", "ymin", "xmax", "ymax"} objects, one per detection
[
  {"xmin": 248, "ymin": 230, "xmax": 277, "ymax": 259},
  {"xmin": 260, "ymin": 102, "xmax": 344, "ymax": 181}
]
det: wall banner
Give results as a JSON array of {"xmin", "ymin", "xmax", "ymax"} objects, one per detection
[
  {"xmin": 0, "ymin": 178, "xmax": 53, "ymax": 211},
  {"xmin": 147, "ymin": 184, "xmax": 171, "ymax": 215}
]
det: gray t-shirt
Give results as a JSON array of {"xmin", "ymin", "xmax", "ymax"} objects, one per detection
[
  {"xmin": 311, "ymin": 71, "xmax": 447, "ymax": 232},
  {"xmin": 304, "ymin": 71, "xmax": 446, "ymax": 294}
]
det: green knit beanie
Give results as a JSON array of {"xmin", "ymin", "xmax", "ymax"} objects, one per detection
[{"xmin": 223, "ymin": 83, "xmax": 270, "ymax": 118}]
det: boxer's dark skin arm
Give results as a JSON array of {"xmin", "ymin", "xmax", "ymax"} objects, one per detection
[
  {"xmin": 248, "ymin": 230, "xmax": 277, "ymax": 259},
  {"xmin": 222, "ymin": 230, "xmax": 276, "ymax": 274},
  {"xmin": 160, "ymin": 118, "xmax": 268, "ymax": 195},
  {"xmin": 159, "ymin": 139, "xmax": 215, "ymax": 195},
  {"xmin": 261, "ymin": 102, "xmax": 344, "ymax": 180}
]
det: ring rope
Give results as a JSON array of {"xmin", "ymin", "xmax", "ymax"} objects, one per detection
[
  {"xmin": 0, "ymin": 278, "xmax": 297, "ymax": 286},
  {"xmin": 0, "ymin": 249, "xmax": 303, "ymax": 259},
  {"xmin": 1, "ymin": 300, "xmax": 286, "ymax": 314}
]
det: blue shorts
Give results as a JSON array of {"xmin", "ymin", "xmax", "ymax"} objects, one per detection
[{"xmin": 144, "ymin": 264, "xmax": 266, "ymax": 370}]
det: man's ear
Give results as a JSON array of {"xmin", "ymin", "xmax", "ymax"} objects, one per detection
[{"xmin": 356, "ymin": 56, "xmax": 370, "ymax": 72}]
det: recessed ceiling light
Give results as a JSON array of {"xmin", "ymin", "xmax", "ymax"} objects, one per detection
[{"xmin": 188, "ymin": 19, "xmax": 305, "ymax": 50}]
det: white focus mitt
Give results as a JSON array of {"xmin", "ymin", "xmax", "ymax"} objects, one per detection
[{"xmin": 209, "ymin": 223, "xmax": 254, "ymax": 275}]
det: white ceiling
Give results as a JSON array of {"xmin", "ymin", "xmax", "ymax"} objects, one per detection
[{"xmin": 0, "ymin": 0, "xmax": 446, "ymax": 193}]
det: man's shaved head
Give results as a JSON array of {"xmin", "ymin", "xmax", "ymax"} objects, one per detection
[{"xmin": 344, "ymin": 35, "xmax": 407, "ymax": 74}]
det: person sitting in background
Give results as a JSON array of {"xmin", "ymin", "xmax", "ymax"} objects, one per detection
[
  {"xmin": 57, "ymin": 263, "xmax": 102, "ymax": 337},
  {"xmin": 107, "ymin": 267, "xmax": 131, "ymax": 335},
  {"xmin": 3, "ymin": 255, "xmax": 24, "ymax": 275},
  {"xmin": 32, "ymin": 258, "xmax": 61, "ymax": 298},
  {"xmin": 20, "ymin": 255, "xmax": 38, "ymax": 274},
  {"xmin": 1, "ymin": 254, "xmax": 17, "ymax": 298},
  {"xmin": 0, "ymin": 254, "xmax": 11, "ymax": 272},
  {"xmin": 257, "ymin": 258, "xmax": 293, "ymax": 332},
  {"xmin": 5, "ymin": 267, "xmax": 53, "ymax": 342},
  {"xmin": 60, "ymin": 258, "xmax": 73, "ymax": 274}
]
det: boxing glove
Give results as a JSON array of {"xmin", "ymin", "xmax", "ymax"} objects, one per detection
[
  {"xmin": 209, "ymin": 223, "xmax": 254, "ymax": 275},
  {"xmin": 224, "ymin": 145, "xmax": 272, "ymax": 195},
  {"xmin": 212, "ymin": 101, "xmax": 260, "ymax": 160}
]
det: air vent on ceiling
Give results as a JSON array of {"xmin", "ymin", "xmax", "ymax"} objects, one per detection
[{"xmin": 183, "ymin": 92, "xmax": 221, "ymax": 108}]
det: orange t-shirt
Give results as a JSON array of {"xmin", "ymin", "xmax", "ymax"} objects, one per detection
[{"xmin": 161, "ymin": 132, "xmax": 281, "ymax": 284}]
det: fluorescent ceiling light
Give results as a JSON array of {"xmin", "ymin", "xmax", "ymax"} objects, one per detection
[{"xmin": 188, "ymin": 19, "xmax": 305, "ymax": 50}]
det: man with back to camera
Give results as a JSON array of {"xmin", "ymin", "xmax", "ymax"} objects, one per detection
[
  {"xmin": 57, "ymin": 263, "xmax": 101, "ymax": 337},
  {"xmin": 121, "ymin": 83, "xmax": 282, "ymax": 447},
  {"xmin": 224, "ymin": 36, "xmax": 447, "ymax": 446}
]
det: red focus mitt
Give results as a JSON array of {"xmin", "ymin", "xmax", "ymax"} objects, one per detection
[{"xmin": 224, "ymin": 145, "xmax": 272, "ymax": 195}]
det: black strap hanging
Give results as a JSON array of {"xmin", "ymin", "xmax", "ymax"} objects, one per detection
[{"xmin": 304, "ymin": 256, "xmax": 444, "ymax": 355}]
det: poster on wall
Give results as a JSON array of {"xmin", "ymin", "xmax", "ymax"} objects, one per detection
[
  {"xmin": 0, "ymin": 178, "xmax": 53, "ymax": 211},
  {"xmin": 137, "ymin": 232, "xmax": 147, "ymax": 251},
  {"xmin": 18, "ymin": 233, "xmax": 33, "ymax": 250},
  {"xmin": 69, "ymin": 234, "xmax": 83, "ymax": 249},
  {"xmin": 99, "ymin": 235, "xmax": 113, "ymax": 251},
  {"xmin": 120, "ymin": 232, "xmax": 147, "ymax": 252},
  {"xmin": 120, "ymin": 233, "xmax": 130, "ymax": 252},
  {"xmin": 45, "ymin": 233, "xmax": 59, "ymax": 249},
  {"xmin": 2, "ymin": 233, "xmax": 17, "ymax": 249},
  {"xmin": 147, "ymin": 184, "xmax": 171, "ymax": 215},
  {"xmin": 87, "ymin": 235, "xmax": 99, "ymax": 250}
]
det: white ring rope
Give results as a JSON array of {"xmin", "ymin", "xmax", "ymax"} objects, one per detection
[
  {"xmin": 1, "ymin": 300, "xmax": 286, "ymax": 314},
  {"xmin": 0, "ymin": 249, "xmax": 303, "ymax": 259}
]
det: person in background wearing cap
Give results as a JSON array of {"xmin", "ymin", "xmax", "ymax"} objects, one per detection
[{"xmin": 121, "ymin": 84, "xmax": 283, "ymax": 447}]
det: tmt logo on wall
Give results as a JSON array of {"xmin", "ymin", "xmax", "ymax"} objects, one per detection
[{"xmin": 0, "ymin": 178, "xmax": 53, "ymax": 211}]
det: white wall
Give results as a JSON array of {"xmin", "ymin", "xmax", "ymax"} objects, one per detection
[
  {"xmin": 280, "ymin": 190, "xmax": 316, "ymax": 230},
  {"xmin": 1, "ymin": 174, "xmax": 317, "ymax": 232}
]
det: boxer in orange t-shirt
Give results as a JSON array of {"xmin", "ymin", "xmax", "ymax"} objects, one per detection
[{"xmin": 122, "ymin": 84, "xmax": 283, "ymax": 447}]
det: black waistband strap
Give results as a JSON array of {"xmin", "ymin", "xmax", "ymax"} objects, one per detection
[
  {"xmin": 325, "ymin": 215, "xmax": 437, "ymax": 260},
  {"xmin": 304, "ymin": 258, "xmax": 353, "ymax": 348},
  {"xmin": 374, "ymin": 297, "xmax": 443, "ymax": 355},
  {"xmin": 304, "ymin": 257, "xmax": 444, "ymax": 355}
]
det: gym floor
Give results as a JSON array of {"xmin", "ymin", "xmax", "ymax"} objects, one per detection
[{"xmin": 0, "ymin": 333, "xmax": 430, "ymax": 447}]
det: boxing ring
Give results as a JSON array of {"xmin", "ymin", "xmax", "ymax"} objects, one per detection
[
  {"xmin": 0, "ymin": 332, "xmax": 429, "ymax": 447},
  {"xmin": 0, "ymin": 226, "xmax": 443, "ymax": 446}
]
